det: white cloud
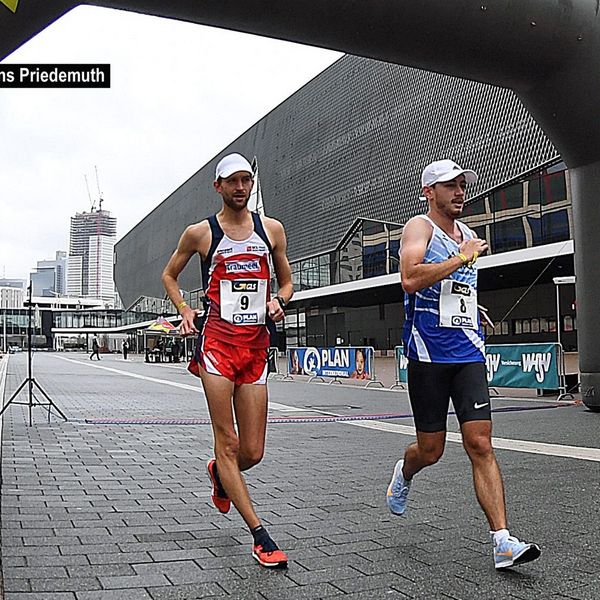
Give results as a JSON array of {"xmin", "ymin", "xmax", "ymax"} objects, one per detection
[{"xmin": 0, "ymin": 5, "xmax": 341, "ymax": 280}]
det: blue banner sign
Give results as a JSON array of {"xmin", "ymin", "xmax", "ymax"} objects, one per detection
[
  {"xmin": 288, "ymin": 347, "xmax": 373, "ymax": 380},
  {"xmin": 485, "ymin": 343, "xmax": 560, "ymax": 390}
]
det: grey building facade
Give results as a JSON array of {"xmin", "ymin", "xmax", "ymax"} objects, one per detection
[{"xmin": 115, "ymin": 55, "xmax": 575, "ymax": 352}]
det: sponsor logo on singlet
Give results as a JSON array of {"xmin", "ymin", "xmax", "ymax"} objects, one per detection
[
  {"xmin": 246, "ymin": 244, "xmax": 266, "ymax": 252},
  {"xmin": 233, "ymin": 313, "xmax": 259, "ymax": 324},
  {"xmin": 451, "ymin": 315, "xmax": 475, "ymax": 327},
  {"xmin": 225, "ymin": 260, "xmax": 261, "ymax": 273},
  {"xmin": 232, "ymin": 280, "xmax": 259, "ymax": 292},
  {"xmin": 451, "ymin": 281, "xmax": 472, "ymax": 296}
]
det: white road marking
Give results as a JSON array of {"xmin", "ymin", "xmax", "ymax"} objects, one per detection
[
  {"xmin": 345, "ymin": 420, "xmax": 600, "ymax": 463},
  {"xmin": 0, "ymin": 354, "xmax": 10, "ymax": 425},
  {"xmin": 54, "ymin": 355, "xmax": 305, "ymax": 411},
  {"xmin": 50, "ymin": 356, "xmax": 600, "ymax": 459}
]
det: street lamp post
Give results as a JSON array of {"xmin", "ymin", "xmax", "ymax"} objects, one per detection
[
  {"xmin": 553, "ymin": 276, "xmax": 576, "ymax": 348},
  {"xmin": 2, "ymin": 311, "xmax": 6, "ymax": 353}
]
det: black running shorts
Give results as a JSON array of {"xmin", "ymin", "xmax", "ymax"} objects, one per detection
[{"xmin": 407, "ymin": 360, "xmax": 491, "ymax": 432}]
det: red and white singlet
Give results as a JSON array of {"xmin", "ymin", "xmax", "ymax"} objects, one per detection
[{"xmin": 200, "ymin": 212, "xmax": 272, "ymax": 349}]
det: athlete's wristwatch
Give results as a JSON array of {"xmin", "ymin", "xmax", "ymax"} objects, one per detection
[{"xmin": 274, "ymin": 296, "xmax": 287, "ymax": 310}]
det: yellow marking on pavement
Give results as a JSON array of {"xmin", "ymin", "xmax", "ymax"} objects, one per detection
[{"xmin": 1, "ymin": 0, "xmax": 19, "ymax": 13}]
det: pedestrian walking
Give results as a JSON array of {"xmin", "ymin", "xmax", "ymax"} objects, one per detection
[
  {"xmin": 122, "ymin": 339, "xmax": 129, "ymax": 360},
  {"xmin": 162, "ymin": 152, "xmax": 294, "ymax": 568},
  {"xmin": 387, "ymin": 159, "xmax": 541, "ymax": 570},
  {"xmin": 89, "ymin": 336, "xmax": 101, "ymax": 361}
]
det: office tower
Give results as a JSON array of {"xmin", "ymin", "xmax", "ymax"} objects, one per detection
[
  {"xmin": 68, "ymin": 209, "xmax": 117, "ymax": 303},
  {"xmin": 30, "ymin": 250, "xmax": 67, "ymax": 297}
]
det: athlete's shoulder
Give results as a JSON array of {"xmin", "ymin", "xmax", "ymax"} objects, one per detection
[
  {"xmin": 178, "ymin": 219, "xmax": 213, "ymax": 256},
  {"xmin": 260, "ymin": 215, "xmax": 285, "ymax": 232},
  {"xmin": 260, "ymin": 216, "xmax": 286, "ymax": 246},
  {"xmin": 403, "ymin": 214, "xmax": 433, "ymax": 238},
  {"xmin": 186, "ymin": 219, "xmax": 211, "ymax": 236},
  {"xmin": 406, "ymin": 214, "xmax": 433, "ymax": 227}
]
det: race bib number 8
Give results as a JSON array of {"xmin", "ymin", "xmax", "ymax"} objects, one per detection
[
  {"xmin": 439, "ymin": 279, "xmax": 478, "ymax": 330},
  {"xmin": 220, "ymin": 279, "xmax": 267, "ymax": 325}
]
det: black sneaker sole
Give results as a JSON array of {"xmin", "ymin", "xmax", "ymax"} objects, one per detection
[
  {"xmin": 497, "ymin": 544, "xmax": 542, "ymax": 569},
  {"xmin": 513, "ymin": 544, "xmax": 541, "ymax": 566}
]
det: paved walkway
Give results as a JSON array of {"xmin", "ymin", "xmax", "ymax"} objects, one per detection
[{"xmin": 1, "ymin": 352, "xmax": 599, "ymax": 599}]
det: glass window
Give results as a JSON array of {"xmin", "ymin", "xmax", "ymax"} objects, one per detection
[
  {"xmin": 491, "ymin": 183, "xmax": 523, "ymax": 211},
  {"xmin": 491, "ymin": 218, "xmax": 526, "ymax": 253},
  {"xmin": 471, "ymin": 226, "xmax": 488, "ymax": 248},
  {"xmin": 389, "ymin": 239, "xmax": 400, "ymax": 273},
  {"xmin": 529, "ymin": 170, "xmax": 567, "ymax": 205},
  {"xmin": 363, "ymin": 242, "xmax": 387, "ymax": 278},
  {"xmin": 463, "ymin": 197, "xmax": 487, "ymax": 216},
  {"xmin": 541, "ymin": 210, "xmax": 570, "ymax": 245}
]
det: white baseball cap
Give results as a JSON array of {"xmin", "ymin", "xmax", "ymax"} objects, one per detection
[
  {"xmin": 215, "ymin": 153, "xmax": 253, "ymax": 180},
  {"xmin": 421, "ymin": 159, "xmax": 478, "ymax": 188}
]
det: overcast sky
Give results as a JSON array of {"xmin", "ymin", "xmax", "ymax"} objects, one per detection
[{"xmin": 0, "ymin": 5, "xmax": 341, "ymax": 282}]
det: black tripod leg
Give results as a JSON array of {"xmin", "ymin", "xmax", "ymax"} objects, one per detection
[
  {"xmin": 32, "ymin": 379, "xmax": 68, "ymax": 421},
  {"xmin": 0, "ymin": 378, "xmax": 28, "ymax": 416}
]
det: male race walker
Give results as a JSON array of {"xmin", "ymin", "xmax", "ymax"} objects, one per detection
[
  {"xmin": 387, "ymin": 159, "xmax": 541, "ymax": 570},
  {"xmin": 162, "ymin": 153, "xmax": 293, "ymax": 568}
]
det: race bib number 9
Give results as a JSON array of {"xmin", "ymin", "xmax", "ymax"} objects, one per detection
[
  {"xmin": 439, "ymin": 279, "xmax": 478, "ymax": 330},
  {"xmin": 220, "ymin": 279, "xmax": 267, "ymax": 325}
]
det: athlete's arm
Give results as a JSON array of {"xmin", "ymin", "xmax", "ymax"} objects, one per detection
[
  {"xmin": 400, "ymin": 217, "xmax": 487, "ymax": 294},
  {"xmin": 162, "ymin": 221, "xmax": 209, "ymax": 335},
  {"xmin": 264, "ymin": 218, "xmax": 293, "ymax": 323}
]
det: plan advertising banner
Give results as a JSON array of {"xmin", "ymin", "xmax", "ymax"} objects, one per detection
[
  {"xmin": 395, "ymin": 344, "xmax": 561, "ymax": 390},
  {"xmin": 288, "ymin": 347, "xmax": 373, "ymax": 380}
]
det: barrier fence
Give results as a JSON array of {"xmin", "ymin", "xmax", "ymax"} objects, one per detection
[
  {"xmin": 285, "ymin": 346, "xmax": 381, "ymax": 386},
  {"xmin": 395, "ymin": 343, "xmax": 571, "ymax": 397}
]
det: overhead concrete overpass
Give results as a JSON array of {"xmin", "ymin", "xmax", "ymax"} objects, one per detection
[{"xmin": 2, "ymin": 0, "xmax": 599, "ymax": 410}]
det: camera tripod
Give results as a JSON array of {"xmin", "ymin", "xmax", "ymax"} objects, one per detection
[{"xmin": 0, "ymin": 284, "xmax": 67, "ymax": 426}]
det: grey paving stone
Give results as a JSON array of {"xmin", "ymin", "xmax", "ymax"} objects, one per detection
[
  {"xmin": 146, "ymin": 582, "xmax": 226, "ymax": 600},
  {"xmin": 7, "ymin": 566, "xmax": 69, "ymax": 579},
  {"xmin": 2, "ymin": 355, "xmax": 599, "ymax": 600},
  {"xmin": 2, "ymin": 578, "xmax": 30, "ymax": 592},
  {"xmin": 86, "ymin": 551, "xmax": 152, "ymax": 565},
  {"xmin": 65, "ymin": 564, "xmax": 136, "ymax": 578},
  {"xmin": 149, "ymin": 548, "xmax": 213, "ymax": 562},
  {"xmin": 5, "ymin": 594, "xmax": 76, "ymax": 600},
  {"xmin": 77, "ymin": 589, "xmax": 154, "ymax": 600},
  {"xmin": 259, "ymin": 582, "xmax": 343, "ymax": 599},
  {"xmin": 98, "ymin": 573, "xmax": 170, "ymax": 589},
  {"xmin": 28, "ymin": 577, "xmax": 102, "ymax": 592}
]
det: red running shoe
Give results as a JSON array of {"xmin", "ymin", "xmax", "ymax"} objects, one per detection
[
  {"xmin": 206, "ymin": 459, "xmax": 230, "ymax": 514},
  {"xmin": 252, "ymin": 542, "xmax": 289, "ymax": 569}
]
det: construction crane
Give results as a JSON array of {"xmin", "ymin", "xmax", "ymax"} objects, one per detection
[
  {"xmin": 84, "ymin": 174, "xmax": 95, "ymax": 212},
  {"xmin": 83, "ymin": 166, "xmax": 104, "ymax": 212},
  {"xmin": 95, "ymin": 165, "xmax": 103, "ymax": 212}
]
